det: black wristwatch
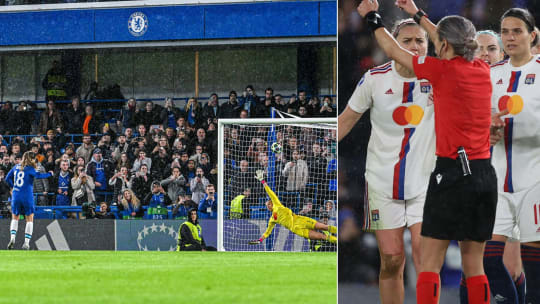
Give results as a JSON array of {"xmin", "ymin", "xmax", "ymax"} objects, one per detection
[{"xmin": 413, "ymin": 9, "xmax": 427, "ymax": 24}]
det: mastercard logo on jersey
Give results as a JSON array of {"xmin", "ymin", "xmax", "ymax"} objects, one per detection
[
  {"xmin": 498, "ymin": 94, "xmax": 524, "ymax": 115},
  {"xmin": 392, "ymin": 104, "xmax": 424, "ymax": 126}
]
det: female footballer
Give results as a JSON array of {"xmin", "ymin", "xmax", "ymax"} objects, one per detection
[
  {"xmin": 338, "ymin": 17, "xmax": 435, "ymax": 304},
  {"xmin": 487, "ymin": 8, "xmax": 540, "ymax": 303},
  {"xmin": 357, "ymin": 0, "xmax": 498, "ymax": 302},
  {"xmin": 6, "ymin": 151, "xmax": 53, "ymax": 250},
  {"xmin": 249, "ymin": 170, "xmax": 337, "ymax": 246},
  {"xmin": 461, "ymin": 29, "xmax": 527, "ymax": 304}
]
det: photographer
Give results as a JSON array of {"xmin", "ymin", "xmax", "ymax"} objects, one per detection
[
  {"xmin": 71, "ymin": 165, "xmax": 96, "ymax": 219},
  {"xmin": 14, "ymin": 100, "xmax": 34, "ymax": 135},
  {"xmin": 282, "ymin": 150, "xmax": 309, "ymax": 192},
  {"xmin": 238, "ymin": 85, "xmax": 259, "ymax": 117},
  {"xmin": 307, "ymin": 96, "xmax": 321, "ymax": 117},
  {"xmin": 161, "ymin": 97, "xmax": 182, "ymax": 130},
  {"xmin": 319, "ymin": 96, "xmax": 335, "ymax": 117},
  {"xmin": 190, "ymin": 167, "xmax": 209, "ymax": 204},
  {"xmin": 197, "ymin": 184, "xmax": 217, "ymax": 219},
  {"xmin": 111, "ymin": 134, "xmax": 129, "ymax": 163},
  {"xmin": 131, "ymin": 150, "xmax": 152, "ymax": 175},
  {"xmin": 86, "ymin": 201, "xmax": 115, "ymax": 219},
  {"xmin": 151, "ymin": 146, "xmax": 170, "ymax": 181},
  {"xmin": 143, "ymin": 181, "xmax": 172, "ymax": 208},
  {"xmin": 130, "ymin": 164, "xmax": 152, "ymax": 201},
  {"xmin": 172, "ymin": 194, "xmax": 197, "ymax": 219},
  {"xmin": 160, "ymin": 166, "xmax": 186, "ymax": 202},
  {"xmin": 108, "ymin": 166, "xmax": 131, "ymax": 205}
]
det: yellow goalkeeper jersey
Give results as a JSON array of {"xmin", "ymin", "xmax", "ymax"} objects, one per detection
[{"xmin": 262, "ymin": 184, "xmax": 295, "ymax": 238}]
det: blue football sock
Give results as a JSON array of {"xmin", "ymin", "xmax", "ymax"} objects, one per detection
[
  {"xmin": 459, "ymin": 273, "xmax": 469, "ymax": 304},
  {"xmin": 521, "ymin": 244, "xmax": 540, "ymax": 304},
  {"xmin": 483, "ymin": 241, "xmax": 518, "ymax": 303},
  {"xmin": 513, "ymin": 272, "xmax": 525, "ymax": 304}
]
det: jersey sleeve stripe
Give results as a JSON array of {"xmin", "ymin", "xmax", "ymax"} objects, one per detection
[
  {"xmin": 370, "ymin": 68, "xmax": 392, "ymax": 75},
  {"xmin": 490, "ymin": 59, "xmax": 508, "ymax": 68},
  {"xmin": 370, "ymin": 62, "xmax": 391, "ymax": 71}
]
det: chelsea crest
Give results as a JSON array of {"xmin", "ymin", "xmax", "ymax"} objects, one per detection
[{"xmin": 128, "ymin": 12, "xmax": 148, "ymax": 37}]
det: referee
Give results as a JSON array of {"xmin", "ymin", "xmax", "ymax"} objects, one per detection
[{"xmin": 357, "ymin": 0, "xmax": 497, "ymax": 303}]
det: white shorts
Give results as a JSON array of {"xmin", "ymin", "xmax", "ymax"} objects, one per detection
[
  {"xmin": 492, "ymin": 181, "xmax": 540, "ymax": 243},
  {"xmin": 363, "ymin": 183, "xmax": 425, "ymax": 230}
]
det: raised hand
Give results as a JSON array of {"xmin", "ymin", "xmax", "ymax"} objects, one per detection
[
  {"xmin": 254, "ymin": 169, "xmax": 265, "ymax": 182},
  {"xmin": 357, "ymin": 0, "xmax": 379, "ymax": 18},
  {"xmin": 395, "ymin": 0, "xmax": 419, "ymax": 16}
]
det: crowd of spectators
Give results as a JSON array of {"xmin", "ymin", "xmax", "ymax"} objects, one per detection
[
  {"xmin": 223, "ymin": 122, "xmax": 337, "ymax": 222},
  {"xmin": 0, "ymin": 86, "xmax": 336, "ymax": 220}
]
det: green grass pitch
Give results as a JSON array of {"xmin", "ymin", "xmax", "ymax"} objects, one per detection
[{"xmin": 0, "ymin": 251, "xmax": 336, "ymax": 304}]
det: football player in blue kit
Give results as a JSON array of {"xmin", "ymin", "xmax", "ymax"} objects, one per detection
[{"xmin": 6, "ymin": 151, "xmax": 53, "ymax": 250}]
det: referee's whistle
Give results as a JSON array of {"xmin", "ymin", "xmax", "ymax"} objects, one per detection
[{"xmin": 457, "ymin": 146, "xmax": 471, "ymax": 176}]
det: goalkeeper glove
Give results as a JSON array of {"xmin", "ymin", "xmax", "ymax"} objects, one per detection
[
  {"xmin": 248, "ymin": 237, "xmax": 264, "ymax": 245},
  {"xmin": 254, "ymin": 169, "xmax": 265, "ymax": 182}
]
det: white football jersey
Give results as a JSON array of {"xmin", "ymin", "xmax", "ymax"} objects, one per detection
[
  {"xmin": 490, "ymin": 55, "xmax": 540, "ymax": 193},
  {"xmin": 348, "ymin": 61, "xmax": 436, "ymax": 200}
]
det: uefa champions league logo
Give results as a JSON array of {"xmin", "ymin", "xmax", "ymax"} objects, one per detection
[
  {"xmin": 136, "ymin": 223, "xmax": 178, "ymax": 251},
  {"xmin": 128, "ymin": 12, "xmax": 148, "ymax": 37}
]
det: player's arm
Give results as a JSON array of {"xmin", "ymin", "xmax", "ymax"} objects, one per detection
[
  {"xmin": 33, "ymin": 167, "xmax": 53, "ymax": 179},
  {"xmin": 255, "ymin": 170, "xmax": 283, "ymax": 208},
  {"xmin": 262, "ymin": 218, "xmax": 276, "ymax": 239},
  {"xmin": 396, "ymin": 0, "xmax": 438, "ymax": 44},
  {"xmin": 357, "ymin": 0, "xmax": 415, "ymax": 72},
  {"xmin": 5, "ymin": 167, "xmax": 15, "ymax": 188},
  {"xmin": 249, "ymin": 216, "xmax": 276, "ymax": 244},
  {"xmin": 339, "ymin": 61, "xmax": 373, "ymax": 142},
  {"xmin": 338, "ymin": 106, "xmax": 363, "ymax": 142}
]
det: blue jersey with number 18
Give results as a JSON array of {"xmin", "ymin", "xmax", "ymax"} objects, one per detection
[{"xmin": 6, "ymin": 164, "xmax": 51, "ymax": 203}]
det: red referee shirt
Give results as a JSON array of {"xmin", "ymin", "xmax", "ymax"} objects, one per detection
[{"xmin": 413, "ymin": 55, "xmax": 491, "ymax": 160}]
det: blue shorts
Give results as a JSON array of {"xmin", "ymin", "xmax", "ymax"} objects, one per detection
[{"xmin": 11, "ymin": 199, "xmax": 35, "ymax": 216}]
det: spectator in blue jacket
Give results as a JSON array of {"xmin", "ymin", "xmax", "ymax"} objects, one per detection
[
  {"xmin": 198, "ymin": 184, "xmax": 217, "ymax": 219},
  {"xmin": 172, "ymin": 194, "xmax": 197, "ymax": 219},
  {"xmin": 119, "ymin": 189, "xmax": 143, "ymax": 219},
  {"xmin": 143, "ymin": 181, "xmax": 172, "ymax": 208},
  {"xmin": 238, "ymin": 85, "xmax": 259, "ymax": 117},
  {"xmin": 85, "ymin": 148, "xmax": 114, "ymax": 192}
]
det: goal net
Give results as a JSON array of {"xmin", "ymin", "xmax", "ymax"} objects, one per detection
[{"xmin": 217, "ymin": 117, "xmax": 337, "ymax": 251}]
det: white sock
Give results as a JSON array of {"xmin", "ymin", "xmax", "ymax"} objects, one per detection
[
  {"xmin": 24, "ymin": 222, "xmax": 33, "ymax": 246},
  {"xmin": 10, "ymin": 219, "xmax": 18, "ymax": 242}
]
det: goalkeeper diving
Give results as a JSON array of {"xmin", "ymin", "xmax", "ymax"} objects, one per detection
[{"xmin": 249, "ymin": 170, "xmax": 337, "ymax": 245}]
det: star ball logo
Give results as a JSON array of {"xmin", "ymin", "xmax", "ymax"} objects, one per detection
[
  {"xmin": 498, "ymin": 94, "xmax": 524, "ymax": 115},
  {"xmin": 128, "ymin": 12, "xmax": 148, "ymax": 37},
  {"xmin": 137, "ymin": 222, "xmax": 178, "ymax": 251},
  {"xmin": 392, "ymin": 104, "xmax": 424, "ymax": 126}
]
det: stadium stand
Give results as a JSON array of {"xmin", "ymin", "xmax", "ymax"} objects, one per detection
[{"xmin": 0, "ymin": 94, "xmax": 336, "ymax": 220}]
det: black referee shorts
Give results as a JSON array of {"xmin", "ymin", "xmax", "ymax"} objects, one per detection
[{"xmin": 421, "ymin": 157, "xmax": 497, "ymax": 242}]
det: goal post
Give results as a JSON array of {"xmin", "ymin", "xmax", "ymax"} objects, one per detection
[{"xmin": 217, "ymin": 117, "xmax": 337, "ymax": 251}]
